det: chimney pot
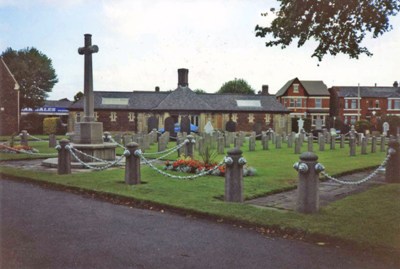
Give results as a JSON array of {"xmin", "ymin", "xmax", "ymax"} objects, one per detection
[
  {"xmin": 155, "ymin": 86, "xmax": 160, "ymax": 92},
  {"xmin": 261, "ymin": 85, "xmax": 269, "ymax": 95},
  {"xmin": 178, "ymin": 68, "xmax": 189, "ymax": 87},
  {"xmin": 394, "ymin": 81, "xmax": 399, "ymax": 88}
]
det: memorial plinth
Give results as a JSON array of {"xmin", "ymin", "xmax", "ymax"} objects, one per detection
[{"xmin": 42, "ymin": 33, "xmax": 116, "ymax": 168}]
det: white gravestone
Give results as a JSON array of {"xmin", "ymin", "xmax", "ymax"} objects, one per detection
[
  {"xmin": 315, "ymin": 118, "xmax": 323, "ymax": 130},
  {"xmin": 204, "ymin": 120, "xmax": 214, "ymax": 134},
  {"xmin": 383, "ymin": 122, "xmax": 389, "ymax": 136},
  {"xmin": 297, "ymin": 118, "xmax": 304, "ymax": 134}
]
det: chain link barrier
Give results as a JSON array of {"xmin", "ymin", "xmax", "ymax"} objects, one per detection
[
  {"xmin": 320, "ymin": 150, "xmax": 393, "ymax": 185},
  {"xmin": 66, "ymin": 145, "xmax": 126, "ymax": 171},
  {"xmin": 28, "ymin": 134, "xmax": 47, "ymax": 142},
  {"xmin": 136, "ymin": 149, "xmax": 226, "ymax": 180}
]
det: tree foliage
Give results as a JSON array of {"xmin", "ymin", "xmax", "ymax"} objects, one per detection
[
  {"xmin": 74, "ymin": 91, "xmax": 84, "ymax": 102},
  {"xmin": 255, "ymin": 0, "xmax": 400, "ymax": 61},
  {"xmin": 1, "ymin": 47, "xmax": 58, "ymax": 109},
  {"xmin": 217, "ymin": 78, "xmax": 255, "ymax": 94}
]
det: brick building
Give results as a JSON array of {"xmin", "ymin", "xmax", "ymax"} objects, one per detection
[
  {"xmin": 275, "ymin": 78, "xmax": 329, "ymax": 128},
  {"xmin": 329, "ymin": 84, "xmax": 400, "ymax": 127},
  {"xmin": 0, "ymin": 57, "xmax": 20, "ymax": 135},
  {"xmin": 69, "ymin": 69, "xmax": 291, "ymax": 134}
]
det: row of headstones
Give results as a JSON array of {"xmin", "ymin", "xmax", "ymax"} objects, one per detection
[{"xmin": 18, "ymin": 130, "xmax": 58, "ymax": 148}]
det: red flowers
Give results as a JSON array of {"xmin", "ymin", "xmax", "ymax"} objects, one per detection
[{"xmin": 164, "ymin": 156, "xmax": 225, "ymax": 176}]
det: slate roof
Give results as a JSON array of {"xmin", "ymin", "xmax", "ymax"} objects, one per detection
[
  {"xmin": 276, "ymin": 78, "xmax": 329, "ymax": 97},
  {"xmin": 69, "ymin": 87, "xmax": 289, "ymax": 113},
  {"xmin": 45, "ymin": 98, "xmax": 72, "ymax": 108},
  {"xmin": 331, "ymin": 86, "xmax": 400, "ymax": 98}
]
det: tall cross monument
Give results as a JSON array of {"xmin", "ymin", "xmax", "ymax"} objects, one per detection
[
  {"xmin": 78, "ymin": 34, "xmax": 98, "ymax": 122},
  {"xmin": 73, "ymin": 34, "xmax": 103, "ymax": 144}
]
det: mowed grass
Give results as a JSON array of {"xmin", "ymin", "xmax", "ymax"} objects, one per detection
[{"xmin": 1, "ymin": 138, "xmax": 399, "ymax": 251}]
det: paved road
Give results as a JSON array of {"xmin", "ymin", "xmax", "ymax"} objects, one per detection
[{"xmin": 0, "ymin": 179, "xmax": 396, "ymax": 269}]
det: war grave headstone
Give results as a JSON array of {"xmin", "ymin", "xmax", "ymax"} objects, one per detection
[
  {"xmin": 297, "ymin": 118, "xmax": 304, "ymax": 134},
  {"xmin": 253, "ymin": 121, "xmax": 263, "ymax": 139},
  {"xmin": 315, "ymin": 118, "xmax": 323, "ymax": 131},
  {"xmin": 225, "ymin": 120, "xmax": 237, "ymax": 132},
  {"xmin": 164, "ymin": 117, "xmax": 176, "ymax": 138},
  {"xmin": 180, "ymin": 116, "xmax": 191, "ymax": 134},
  {"xmin": 147, "ymin": 116, "xmax": 159, "ymax": 134}
]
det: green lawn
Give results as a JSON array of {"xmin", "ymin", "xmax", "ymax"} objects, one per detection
[{"xmin": 1, "ymin": 139, "xmax": 399, "ymax": 252}]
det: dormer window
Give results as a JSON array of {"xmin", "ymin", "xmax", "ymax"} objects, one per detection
[{"xmin": 293, "ymin": 84, "xmax": 299, "ymax": 93}]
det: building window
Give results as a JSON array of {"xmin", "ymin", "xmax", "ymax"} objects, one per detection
[
  {"xmin": 296, "ymin": 98, "xmax": 302, "ymax": 107},
  {"xmin": 94, "ymin": 112, "xmax": 98, "ymax": 121},
  {"xmin": 375, "ymin": 100, "xmax": 380, "ymax": 108},
  {"xmin": 315, "ymin": 98, "xmax": 322, "ymax": 108},
  {"xmin": 293, "ymin": 84, "xmax": 299, "ymax": 93},
  {"xmin": 128, "ymin": 112, "xmax": 135, "ymax": 122},
  {"xmin": 351, "ymin": 99, "xmax": 357, "ymax": 109},
  {"xmin": 394, "ymin": 100, "xmax": 400, "ymax": 109},
  {"xmin": 190, "ymin": 115, "xmax": 199, "ymax": 126},
  {"xmin": 76, "ymin": 113, "xmax": 81, "ymax": 122},
  {"xmin": 248, "ymin": 113, "xmax": 254, "ymax": 123},
  {"xmin": 110, "ymin": 112, "xmax": 117, "ymax": 122},
  {"xmin": 312, "ymin": 115, "xmax": 325, "ymax": 126}
]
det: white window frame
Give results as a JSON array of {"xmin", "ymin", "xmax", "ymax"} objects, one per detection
[{"xmin": 293, "ymin": 84, "xmax": 299, "ymax": 93}]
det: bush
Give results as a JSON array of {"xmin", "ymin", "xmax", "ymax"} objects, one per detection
[
  {"xmin": 377, "ymin": 116, "xmax": 400, "ymax": 136},
  {"xmin": 43, "ymin": 117, "xmax": 58, "ymax": 135},
  {"xmin": 20, "ymin": 113, "xmax": 43, "ymax": 134},
  {"xmin": 355, "ymin": 120, "xmax": 371, "ymax": 133}
]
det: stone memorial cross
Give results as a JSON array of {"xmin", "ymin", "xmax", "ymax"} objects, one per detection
[{"xmin": 78, "ymin": 34, "xmax": 99, "ymax": 122}]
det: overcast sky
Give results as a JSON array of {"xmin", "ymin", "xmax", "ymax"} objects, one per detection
[{"xmin": 1, "ymin": 0, "xmax": 400, "ymax": 100}]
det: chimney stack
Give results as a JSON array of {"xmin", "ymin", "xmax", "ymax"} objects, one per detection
[
  {"xmin": 178, "ymin": 68, "xmax": 189, "ymax": 87},
  {"xmin": 155, "ymin": 86, "xmax": 160, "ymax": 92},
  {"xmin": 261, "ymin": 85, "xmax": 269, "ymax": 95},
  {"xmin": 394, "ymin": 81, "xmax": 399, "ymax": 88}
]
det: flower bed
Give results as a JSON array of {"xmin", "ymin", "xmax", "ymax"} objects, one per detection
[
  {"xmin": 0, "ymin": 144, "xmax": 38, "ymax": 154},
  {"xmin": 164, "ymin": 156, "xmax": 256, "ymax": 177}
]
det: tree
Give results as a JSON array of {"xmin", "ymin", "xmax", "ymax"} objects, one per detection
[
  {"xmin": 255, "ymin": 0, "xmax": 400, "ymax": 61},
  {"xmin": 217, "ymin": 78, "xmax": 255, "ymax": 94},
  {"xmin": 1, "ymin": 47, "xmax": 58, "ymax": 109},
  {"xmin": 193, "ymin": 89, "xmax": 207, "ymax": 94},
  {"xmin": 74, "ymin": 91, "xmax": 84, "ymax": 102}
]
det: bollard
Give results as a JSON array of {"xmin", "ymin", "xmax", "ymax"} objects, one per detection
[
  {"xmin": 294, "ymin": 152, "xmax": 320, "ymax": 214},
  {"xmin": 20, "ymin": 130, "xmax": 29, "ymax": 146},
  {"xmin": 49, "ymin": 134, "xmax": 57, "ymax": 148},
  {"xmin": 386, "ymin": 140, "xmax": 400, "ymax": 183},
  {"xmin": 57, "ymin": 139, "xmax": 71, "ymax": 175},
  {"xmin": 125, "ymin": 142, "xmax": 141, "ymax": 185},
  {"xmin": 186, "ymin": 135, "xmax": 195, "ymax": 158},
  {"xmin": 224, "ymin": 148, "xmax": 245, "ymax": 202}
]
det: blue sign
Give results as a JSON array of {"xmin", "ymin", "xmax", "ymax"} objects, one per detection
[{"xmin": 21, "ymin": 107, "xmax": 69, "ymax": 114}]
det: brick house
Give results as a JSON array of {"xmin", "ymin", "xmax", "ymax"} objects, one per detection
[
  {"xmin": 329, "ymin": 83, "xmax": 400, "ymax": 127},
  {"xmin": 275, "ymin": 78, "xmax": 329, "ymax": 129},
  {"xmin": 0, "ymin": 57, "xmax": 20, "ymax": 135},
  {"xmin": 68, "ymin": 69, "xmax": 291, "ymax": 134}
]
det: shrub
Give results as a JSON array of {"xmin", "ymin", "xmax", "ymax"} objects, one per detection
[
  {"xmin": 20, "ymin": 113, "xmax": 43, "ymax": 134},
  {"xmin": 355, "ymin": 120, "xmax": 371, "ymax": 133},
  {"xmin": 43, "ymin": 117, "xmax": 58, "ymax": 134}
]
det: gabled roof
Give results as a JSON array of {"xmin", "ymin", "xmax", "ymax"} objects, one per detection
[
  {"xmin": 331, "ymin": 86, "xmax": 400, "ymax": 98},
  {"xmin": 153, "ymin": 86, "xmax": 213, "ymax": 111},
  {"xmin": 276, "ymin": 78, "xmax": 328, "ymax": 97},
  {"xmin": 69, "ymin": 87, "xmax": 289, "ymax": 113}
]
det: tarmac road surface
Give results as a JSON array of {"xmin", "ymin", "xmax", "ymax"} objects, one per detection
[{"xmin": 0, "ymin": 178, "xmax": 397, "ymax": 269}]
